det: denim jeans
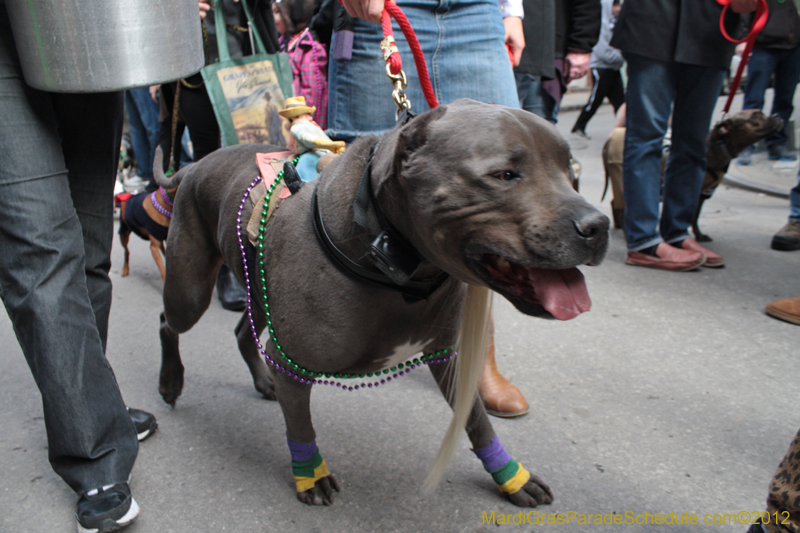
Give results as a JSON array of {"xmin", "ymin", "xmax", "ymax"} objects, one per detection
[
  {"xmin": 515, "ymin": 73, "xmax": 557, "ymax": 123},
  {"xmin": 125, "ymin": 87, "xmax": 161, "ymax": 179},
  {"xmin": 791, "ymin": 167, "xmax": 800, "ymax": 223},
  {"xmin": 0, "ymin": 3, "xmax": 138, "ymax": 495},
  {"xmin": 622, "ymin": 52, "xmax": 726, "ymax": 251},
  {"xmin": 742, "ymin": 45, "xmax": 800, "ymax": 148},
  {"xmin": 327, "ymin": 0, "xmax": 519, "ymax": 140}
]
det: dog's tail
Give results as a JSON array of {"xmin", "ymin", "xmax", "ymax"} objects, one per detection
[
  {"xmin": 152, "ymin": 146, "xmax": 188, "ymax": 190},
  {"xmin": 422, "ymin": 284, "xmax": 492, "ymax": 493}
]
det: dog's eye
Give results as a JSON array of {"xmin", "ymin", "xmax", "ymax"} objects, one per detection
[{"xmin": 493, "ymin": 170, "xmax": 520, "ymax": 182}]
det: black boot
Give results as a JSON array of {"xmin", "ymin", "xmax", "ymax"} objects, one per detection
[{"xmin": 217, "ymin": 264, "xmax": 247, "ymax": 311}]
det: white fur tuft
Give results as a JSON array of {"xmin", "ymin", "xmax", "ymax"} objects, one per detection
[{"xmin": 422, "ymin": 284, "xmax": 492, "ymax": 493}]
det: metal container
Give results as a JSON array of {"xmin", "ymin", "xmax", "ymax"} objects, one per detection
[{"xmin": 5, "ymin": 0, "xmax": 205, "ymax": 92}]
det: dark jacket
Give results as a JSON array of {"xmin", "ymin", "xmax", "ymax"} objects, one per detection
[
  {"xmin": 555, "ymin": 0, "xmax": 601, "ymax": 59},
  {"xmin": 206, "ymin": 0, "xmax": 280, "ymax": 64},
  {"xmin": 610, "ymin": 0, "xmax": 741, "ymax": 70},
  {"xmin": 515, "ymin": 0, "xmax": 556, "ymax": 78},
  {"xmin": 515, "ymin": 0, "xmax": 599, "ymax": 78},
  {"xmin": 742, "ymin": 0, "xmax": 800, "ymax": 49}
]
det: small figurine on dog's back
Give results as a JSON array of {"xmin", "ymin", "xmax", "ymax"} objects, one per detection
[{"xmin": 153, "ymin": 99, "xmax": 609, "ymax": 508}]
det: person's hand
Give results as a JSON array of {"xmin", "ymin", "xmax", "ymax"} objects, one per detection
[
  {"xmin": 564, "ymin": 51, "xmax": 591, "ymax": 83},
  {"xmin": 729, "ymin": 0, "xmax": 758, "ymax": 13},
  {"xmin": 735, "ymin": 42, "xmax": 746, "ymax": 56},
  {"xmin": 340, "ymin": 0, "xmax": 384, "ymax": 23},
  {"xmin": 199, "ymin": 1, "xmax": 211, "ymax": 19},
  {"xmin": 503, "ymin": 17, "xmax": 525, "ymax": 67},
  {"xmin": 149, "ymin": 85, "xmax": 161, "ymax": 103}
]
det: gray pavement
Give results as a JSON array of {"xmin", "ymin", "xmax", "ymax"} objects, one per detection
[{"xmin": 1, "ymin": 90, "xmax": 799, "ymax": 533}]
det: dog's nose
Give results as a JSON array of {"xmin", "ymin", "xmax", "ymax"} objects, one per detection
[{"xmin": 573, "ymin": 211, "xmax": 610, "ymax": 240}]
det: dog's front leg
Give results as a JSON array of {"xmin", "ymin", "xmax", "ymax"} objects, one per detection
[
  {"xmin": 234, "ymin": 309, "xmax": 276, "ymax": 400},
  {"xmin": 428, "ymin": 363, "xmax": 553, "ymax": 507},
  {"xmin": 272, "ymin": 371, "xmax": 341, "ymax": 505}
]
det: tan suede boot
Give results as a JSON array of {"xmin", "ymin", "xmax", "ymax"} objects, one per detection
[
  {"xmin": 766, "ymin": 296, "xmax": 800, "ymax": 325},
  {"xmin": 478, "ymin": 336, "xmax": 529, "ymax": 418}
]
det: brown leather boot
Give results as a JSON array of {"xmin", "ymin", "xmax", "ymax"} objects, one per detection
[
  {"xmin": 766, "ymin": 296, "xmax": 800, "ymax": 325},
  {"xmin": 479, "ymin": 336, "xmax": 529, "ymax": 418}
]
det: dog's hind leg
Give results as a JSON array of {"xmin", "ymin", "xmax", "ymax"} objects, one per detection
[
  {"xmin": 159, "ymin": 233, "xmax": 219, "ymax": 406},
  {"xmin": 428, "ymin": 362, "xmax": 554, "ymax": 508},
  {"xmin": 234, "ymin": 309, "xmax": 276, "ymax": 400},
  {"xmin": 159, "ymin": 311, "xmax": 184, "ymax": 407},
  {"xmin": 148, "ymin": 235, "xmax": 167, "ymax": 280},
  {"xmin": 120, "ymin": 229, "xmax": 131, "ymax": 277},
  {"xmin": 271, "ymin": 372, "xmax": 341, "ymax": 505}
]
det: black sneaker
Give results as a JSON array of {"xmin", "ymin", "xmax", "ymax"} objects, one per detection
[
  {"xmin": 76, "ymin": 483, "xmax": 139, "ymax": 533},
  {"xmin": 127, "ymin": 407, "xmax": 157, "ymax": 441}
]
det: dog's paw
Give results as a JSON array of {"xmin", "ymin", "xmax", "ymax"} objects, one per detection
[
  {"xmin": 255, "ymin": 375, "xmax": 277, "ymax": 401},
  {"xmin": 296, "ymin": 474, "xmax": 341, "ymax": 506},
  {"xmin": 505, "ymin": 474, "xmax": 553, "ymax": 507},
  {"xmin": 158, "ymin": 363, "xmax": 184, "ymax": 407}
]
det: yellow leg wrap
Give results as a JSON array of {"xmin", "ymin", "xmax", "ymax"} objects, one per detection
[
  {"xmin": 293, "ymin": 460, "xmax": 331, "ymax": 493},
  {"xmin": 497, "ymin": 462, "xmax": 531, "ymax": 494}
]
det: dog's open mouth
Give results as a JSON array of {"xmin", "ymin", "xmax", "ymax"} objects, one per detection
[{"xmin": 470, "ymin": 253, "xmax": 591, "ymax": 320}]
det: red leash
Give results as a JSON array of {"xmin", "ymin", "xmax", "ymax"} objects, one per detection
[
  {"xmin": 717, "ymin": 0, "xmax": 769, "ymax": 115},
  {"xmin": 379, "ymin": 2, "xmax": 439, "ymax": 110}
]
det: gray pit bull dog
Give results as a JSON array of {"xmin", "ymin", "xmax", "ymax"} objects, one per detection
[{"xmin": 154, "ymin": 99, "xmax": 609, "ymax": 507}]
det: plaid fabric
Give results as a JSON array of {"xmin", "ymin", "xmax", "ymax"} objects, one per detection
[{"xmin": 282, "ymin": 29, "xmax": 328, "ymax": 129}]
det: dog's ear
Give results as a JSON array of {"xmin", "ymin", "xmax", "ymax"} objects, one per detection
[{"xmin": 394, "ymin": 105, "xmax": 448, "ymax": 165}]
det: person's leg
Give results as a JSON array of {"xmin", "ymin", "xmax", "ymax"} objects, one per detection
[
  {"xmin": 766, "ymin": 46, "xmax": 800, "ymax": 150},
  {"xmin": 516, "ymin": 73, "xmax": 558, "ymax": 122},
  {"xmin": 741, "ymin": 47, "xmax": 775, "ymax": 112},
  {"xmin": 0, "ymin": 13, "xmax": 138, "ymax": 496},
  {"xmin": 572, "ymin": 68, "xmax": 603, "ymax": 134},
  {"xmin": 791, "ymin": 168, "xmax": 800, "ymax": 223},
  {"xmin": 770, "ymin": 166, "xmax": 800, "ymax": 251},
  {"xmin": 660, "ymin": 63, "xmax": 725, "ymax": 245},
  {"xmin": 125, "ymin": 90, "xmax": 149, "ymax": 178},
  {"xmin": 607, "ymin": 69, "xmax": 625, "ymax": 113},
  {"xmin": 178, "ymin": 83, "xmax": 221, "ymax": 160},
  {"xmin": 125, "ymin": 88, "xmax": 160, "ymax": 179},
  {"xmin": 621, "ymin": 53, "xmax": 676, "ymax": 252},
  {"xmin": 55, "ymin": 91, "xmax": 123, "ymax": 349}
]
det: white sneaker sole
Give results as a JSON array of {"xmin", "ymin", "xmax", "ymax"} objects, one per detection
[{"xmin": 77, "ymin": 497, "xmax": 139, "ymax": 533}]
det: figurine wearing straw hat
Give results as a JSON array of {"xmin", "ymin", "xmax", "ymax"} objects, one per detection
[{"xmin": 279, "ymin": 96, "xmax": 345, "ymax": 181}]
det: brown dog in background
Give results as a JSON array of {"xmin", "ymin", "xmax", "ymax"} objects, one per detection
[
  {"xmin": 603, "ymin": 109, "xmax": 783, "ymax": 240},
  {"xmin": 116, "ymin": 186, "xmax": 175, "ymax": 280}
]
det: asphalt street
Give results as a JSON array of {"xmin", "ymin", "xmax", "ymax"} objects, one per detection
[{"xmin": 1, "ymin": 91, "xmax": 798, "ymax": 533}]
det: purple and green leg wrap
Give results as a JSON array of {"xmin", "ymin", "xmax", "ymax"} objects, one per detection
[
  {"xmin": 472, "ymin": 435, "xmax": 531, "ymax": 495},
  {"xmin": 288, "ymin": 438, "xmax": 331, "ymax": 492}
]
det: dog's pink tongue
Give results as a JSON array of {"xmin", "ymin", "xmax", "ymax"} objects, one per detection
[{"xmin": 529, "ymin": 267, "xmax": 591, "ymax": 320}]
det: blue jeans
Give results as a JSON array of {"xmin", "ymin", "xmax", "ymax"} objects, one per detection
[
  {"xmin": 327, "ymin": 0, "xmax": 518, "ymax": 140},
  {"xmin": 791, "ymin": 167, "xmax": 800, "ymax": 223},
  {"xmin": 742, "ymin": 45, "xmax": 800, "ymax": 148},
  {"xmin": 622, "ymin": 53, "xmax": 726, "ymax": 251},
  {"xmin": 0, "ymin": 4, "xmax": 138, "ymax": 495},
  {"xmin": 125, "ymin": 87, "xmax": 160, "ymax": 179},
  {"xmin": 515, "ymin": 73, "xmax": 558, "ymax": 123}
]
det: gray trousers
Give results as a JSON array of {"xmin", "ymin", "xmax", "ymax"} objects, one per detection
[{"xmin": 0, "ymin": 2, "xmax": 138, "ymax": 494}]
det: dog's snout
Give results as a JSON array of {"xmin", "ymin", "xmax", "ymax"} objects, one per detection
[{"xmin": 573, "ymin": 211, "xmax": 610, "ymax": 239}]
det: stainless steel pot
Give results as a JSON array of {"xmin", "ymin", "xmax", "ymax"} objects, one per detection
[{"xmin": 5, "ymin": 0, "xmax": 205, "ymax": 92}]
